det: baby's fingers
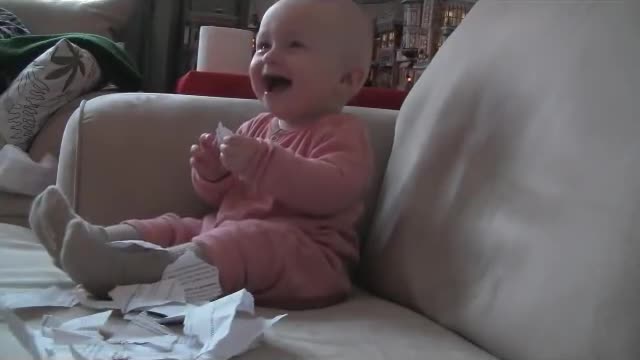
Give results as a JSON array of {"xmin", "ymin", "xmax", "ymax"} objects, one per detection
[{"xmin": 199, "ymin": 133, "xmax": 216, "ymax": 149}]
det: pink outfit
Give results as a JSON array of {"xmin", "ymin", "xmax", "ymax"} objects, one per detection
[{"xmin": 126, "ymin": 113, "xmax": 373, "ymax": 309}]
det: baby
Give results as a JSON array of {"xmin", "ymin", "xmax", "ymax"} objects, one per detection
[{"xmin": 29, "ymin": 0, "xmax": 374, "ymax": 310}]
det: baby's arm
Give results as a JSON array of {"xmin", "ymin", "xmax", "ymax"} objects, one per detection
[{"xmin": 240, "ymin": 117, "xmax": 373, "ymax": 215}]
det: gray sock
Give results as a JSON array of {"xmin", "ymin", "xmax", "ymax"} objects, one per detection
[
  {"xmin": 60, "ymin": 219, "xmax": 197, "ymax": 298},
  {"xmin": 29, "ymin": 186, "xmax": 142, "ymax": 269},
  {"xmin": 29, "ymin": 186, "xmax": 78, "ymax": 268}
]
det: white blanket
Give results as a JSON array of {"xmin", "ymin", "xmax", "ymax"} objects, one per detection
[{"xmin": 0, "ymin": 145, "xmax": 57, "ymax": 196}]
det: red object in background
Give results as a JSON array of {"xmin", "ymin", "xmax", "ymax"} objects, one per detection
[{"xmin": 175, "ymin": 71, "xmax": 408, "ymax": 111}]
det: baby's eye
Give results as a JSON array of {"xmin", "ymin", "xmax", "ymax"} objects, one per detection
[{"xmin": 290, "ymin": 41, "xmax": 305, "ymax": 49}]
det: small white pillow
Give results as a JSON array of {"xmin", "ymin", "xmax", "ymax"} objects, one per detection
[{"xmin": 0, "ymin": 39, "xmax": 101, "ymax": 150}]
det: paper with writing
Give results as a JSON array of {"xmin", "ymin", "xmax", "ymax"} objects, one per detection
[
  {"xmin": 109, "ymin": 279, "xmax": 186, "ymax": 314},
  {"xmin": 0, "ymin": 286, "xmax": 78, "ymax": 309},
  {"xmin": 162, "ymin": 251, "xmax": 222, "ymax": 304},
  {"xmin": 108, "ymin": 240, "xmax": 167, "ymax": 251},
  {"xmin": 183, "ymin": 289, "xmax": 254, "ymax": 345},
  {"xmin": 108, "ymin": 313, "xmax": 177, "ymax": 350},
  {"xmin": 145, "ymin": 303, "xmax": 191, "ymax": 324}
]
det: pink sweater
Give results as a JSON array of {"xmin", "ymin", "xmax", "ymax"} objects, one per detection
[
  {"xmin": 129, "ymin": 112, "xmax": 374, "ymax": 307},
  {"xmin": 193, "ymin": 112, "xmax": 373, "ymax": 260}
]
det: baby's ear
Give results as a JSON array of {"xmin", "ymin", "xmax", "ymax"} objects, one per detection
[{"xmin": 341, "ymin": 68, "xmax": 366, "ymax": 95}]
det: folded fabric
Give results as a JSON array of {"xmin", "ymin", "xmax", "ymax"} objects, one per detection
[
  {"xmin": 0, "ymin": 39, "xmax": 102, "ymax": 150},
  {"xmin": 0, "ymin": 33, "xmax": 141, "ymax": 91},
  {"xmin": 0, "ymin": 144, "xmax": 57, "ymax": 196}
]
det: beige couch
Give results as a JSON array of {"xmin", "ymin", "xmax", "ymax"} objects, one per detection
[
  {"xmin": 0, "ymin": 0, "xmax": 145, "ymax": 226},
  {"xmin": 1, "ymin": 1, "xmax": 639, "ymax": 359}
]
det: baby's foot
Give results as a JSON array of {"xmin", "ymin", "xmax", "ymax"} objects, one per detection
[
  {"xmin": 29, "ymin": 186, "xmax": 78, "ymax": 268},
  {"xmin": 60, "ymin": 219, "xmax": 185, "ymax": 298}
]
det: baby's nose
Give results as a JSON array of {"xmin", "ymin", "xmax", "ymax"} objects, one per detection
[{"xmin": 262, "ymin": 48, "xmax": 280, "ymax": 64}]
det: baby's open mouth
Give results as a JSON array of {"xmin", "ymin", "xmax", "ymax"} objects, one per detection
[{"xmin": 263, "ymin": 74, "xmax": 292, "ymax": 93}]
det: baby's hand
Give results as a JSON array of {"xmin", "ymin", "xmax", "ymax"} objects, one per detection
[
  {"xmin": 190, "ymin": 133, "xmax": 228, "ymax": 181},
  {"xmin": 219, "ymin": 135, "xmax": 261, "ymax": 174}
]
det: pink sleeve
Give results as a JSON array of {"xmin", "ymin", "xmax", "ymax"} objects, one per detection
[
  {"xmin": 237, "ymin": 117, "xmax": 373, "ymax": 215},
  {"xmin": 191, "ymin": 170, "xmax": 234, "ymax": 208}
]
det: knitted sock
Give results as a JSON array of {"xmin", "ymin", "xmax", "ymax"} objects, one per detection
[
  {"xmin": 29, "ymin": 186, "xmax": 78, "ymax": 268},
  {"xmin": 60, "ymin": 219, "xmax": 198, "ymax": 298},
  {"xmin": 29, "ymin": 186, "xmax": 140, "ymax": 268}
]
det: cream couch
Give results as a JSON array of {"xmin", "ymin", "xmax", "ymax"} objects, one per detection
[{"xmin": 1, "ymin": 0, "xmax": 639, "ymax": 359}]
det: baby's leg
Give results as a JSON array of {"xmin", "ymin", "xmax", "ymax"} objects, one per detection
[
  {"xmin": 29, "ymin": 186, "xmax": 139, "ymax": 267},
  {"xmin": 60, "ymin": 218, "xmax": 203, "ymax": 298},
  {"xmin": 194, "ymin": 219, "xmax": 352, "ymax": 309}
]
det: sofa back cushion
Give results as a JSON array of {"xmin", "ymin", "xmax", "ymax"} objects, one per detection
[
  {"xmin": 363, "ymin": 1, "xmax": 640, "ymax": 359},
  {"xmin": 59, "ymin": 94, "xmax": 397, "ymax": 238},
  {"xmin": 0, "ymin": 0, "xmax": 139, "ymax": 40}
]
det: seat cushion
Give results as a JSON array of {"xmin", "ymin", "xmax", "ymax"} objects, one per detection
[
  {"xmin": 0, "ymin": 224, "xmax": 493, "ymax": 360},
  {"xmin": 29, "ymin": 90, "xmax": 115, "ymax": 162},
  {"xmin": 363, "ymin": 1, "xmax": 640, "ymax": 360}
]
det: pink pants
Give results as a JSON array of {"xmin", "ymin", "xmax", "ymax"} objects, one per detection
[{"xmin": 126, "ymin": 213, "xmax": 351, "ymax": 309}]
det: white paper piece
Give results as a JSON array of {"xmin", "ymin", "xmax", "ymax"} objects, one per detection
[
  {"xmin": 69, "ymin": 342, "xmax": 127, "ymax": 360},
  {"xmin": 41, "ymin": 311, "xmax": 111, "ymax": 345},
  {"xmin": 107, "ymin": 240, "xmax": 167, "ymax": 251},
  {"xmin": 162, "ymin": 251, "xmax": 222, "ymax": 304},
  {"xmin": 58, "ymin": 311, "xmax": 112, "ymax": 332},
  {"xmin": 108, "ymin": 313, "xmax": 177, "ymax": 351},
  {"xmin": 182, "ymin": 289, "xmax": 285, "ymax": 360},
  {"xmin": 183, "ymin": 290, "xmax": 254, "ymax": 345},
  {"xmin": 0, "ymin": 144, "xmax": 57, "ymax": 196},
  {"xmin": 0, "ymin": 286, "xmax": 78, "ymax": 309},
  {"xmin": 198, "ymin": 314, "xmax": 287, "ymax": 360},
  {"xmin": 215, "ymin": 122, "xmax": 234, "ymax": 145},
  {"xmin": 1, "ymin": 308, "xmax": 47, "ymax": 360},
  {"xmin": 72, "ymin": 342, "xmax": 192, "ymax": 360},
  {"xmin": 145, "ymin": 304, "xmax": 191, "ymax": 324},
  {"xmin": 109, "ymin": 279, "xmax": 186, "ymax": 314}
]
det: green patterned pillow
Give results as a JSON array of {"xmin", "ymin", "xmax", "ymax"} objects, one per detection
[{"xmin": 0, "ymin": 39, "xmax": 101, "ymax": 150}]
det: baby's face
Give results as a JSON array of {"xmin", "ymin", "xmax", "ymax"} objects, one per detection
[{"xmin": 250, "ymin": 1, "xmax": 347, "ymax": 123}]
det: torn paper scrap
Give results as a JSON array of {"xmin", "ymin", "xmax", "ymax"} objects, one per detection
[
  {"xmin": 108, "ymin": 240, "xmax": 167, "ymax": 251},
  {"xmin": 109, "ymin": 279, "xmax": 186, "ymax": 314},
  {"xmin": 69, "ymin": 342, "xmax": 127, "ymax": 360},
  {"xmin": 71, "ymin": 342, "xmax": 192, "ymax": 360},
  {"xmin": 1, "ymin": 308, "xmax": 47, "ymax": 360},
  {"xmin": 108, "ymin": 313, "xmax": 177, "ymax": 350},
  {"xmin": 162, "ymin": 250, "xmax": 222, "ymax": 304},
  {"xmin": 41, "ymin": 311, "xmax": 111, "ymax": 345},
  {"xmin": 183, "ymin": 289, "xmax": 255, "ymax": 346},
  {"xmin": 0, "ymin": 144, "xmax": 57, "ymax": 196},
  {"xmin": 216, "ymin": 122, "xmax": 234, "ymax": 145},
  {"xmin": 56, "ymin": 311, "xmax": 112, "ymax": 332},
  {"xmin": 145, "ymin": 303, "xmax": 191, "ymax": 324},
  {"xmin": 0, "ymin": 286, "xmax": 78, "ymax": 309},
  {"xmin": 198, "ymin": 314, "xmax": 287, "ymax": 360}
]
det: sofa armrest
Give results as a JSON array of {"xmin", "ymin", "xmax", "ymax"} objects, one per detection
[{"xmin": 57, "ymin": 93, "xmax": 265, "ymax": 226}]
